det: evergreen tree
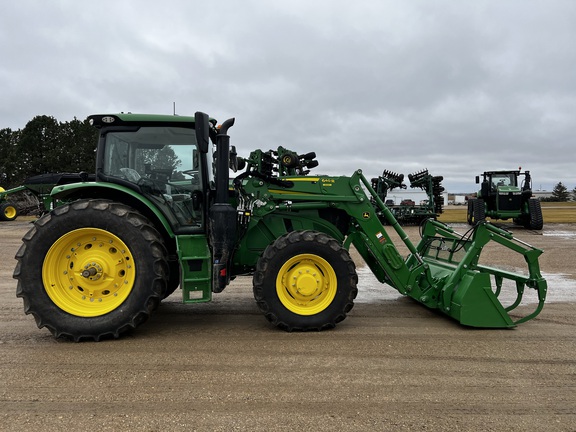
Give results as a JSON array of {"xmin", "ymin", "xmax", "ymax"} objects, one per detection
[
  {"xmin": 15, "ymin": 115, "xmax": 61, "ymax": 184},
  {"xmin": 0, "ymin": 128, "xmax": 22, "ymax": 188},
  {"xmin": 57, "ymin": 118, "xmax": 98, "ymax": 173},
  {"xmin": 1, "ymin": 116, "xmax": 98, "ymax": 186},
  {"xmin": 572, "ymin": 186, "xmax": 576, "ymax": 202},
  {"xmin": 551, "ymin": 182, "xmax": 569, "ymax": 202}
]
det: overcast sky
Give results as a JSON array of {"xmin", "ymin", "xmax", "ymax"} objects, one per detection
[{"xmin": 1, "ymin": 0, "xmax": 575, "ymax": 192}]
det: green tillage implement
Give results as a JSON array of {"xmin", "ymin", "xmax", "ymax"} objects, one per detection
[
  {"xmin": 1, "ymin": 183, "xmax": 54, "ymax": 221},
  {"xmin": 0, "ymin": 186, "xmax": 22, "ymax": 221},
  {"xmin": 0, "ymin": 173, "xmax": 95, "ymax": 221}
]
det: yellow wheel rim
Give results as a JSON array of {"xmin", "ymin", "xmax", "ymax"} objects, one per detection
[
  {"xmin": 43, "ymin": 228, "xmax": 136, "ymax": 317},
  {"xmin": 4, "ymin": 205, "xmax": 17, "ymax": 219},
  {"xmin": 276, "ymin": 253, "xmax": 337, "ymax": 316}
]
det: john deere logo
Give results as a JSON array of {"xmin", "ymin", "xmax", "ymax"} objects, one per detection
[{"xmin": 362, "ymin": 212, "xmax": 370, "ymax": 219}]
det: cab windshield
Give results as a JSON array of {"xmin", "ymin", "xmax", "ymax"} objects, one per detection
[
  {"xmin": 491, "ymin": 173, "xmax": 517, "ymax": 189},
  {"xmin": 102, "ymin": 126, "xmax": 205, "ymax": 231}
]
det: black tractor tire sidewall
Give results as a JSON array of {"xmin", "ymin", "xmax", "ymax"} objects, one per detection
[
  {"xmin": 14, "ymin": 199, "xmax": 168, "ymax": 340},
  {"xmin": 527, "ymin": 199, "xmax": 544, "ymax": 230},
  {"xmin": 467, "ymin": 199, "xmax": 475, "ymax": 225},
  {"xmin": 473, "ymin": 199, "xmax": 485, "ymax": 224},
  {"xmin": 164, "ymin": 260, "xmax": 181, "ymax": 299},
  {"xmin": 253, "ymin": 230, "xmax": 358, "ymax": 331}
]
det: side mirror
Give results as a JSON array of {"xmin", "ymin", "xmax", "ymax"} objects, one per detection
[
  {"xmin": 475, "ymin": 176, "xmax": 480, "ymax": 184},
  {"xmin": 194, "ymin": 112, "xmax": 210, "ymax": 154},
  {"xmin": 229, "ymin": 146, "xmax": 246, "ymax": 172}
]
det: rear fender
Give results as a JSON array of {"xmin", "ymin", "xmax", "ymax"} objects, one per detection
[{"xmin": 50, "ymin": 182, "xmax": 175, "ymax": 239}]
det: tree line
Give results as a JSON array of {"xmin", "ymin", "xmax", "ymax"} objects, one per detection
[
  {"xmin": 1, "ymin": 115, "xmax": 576, "ymax": 202},
  {"xmin": 0, "ymin": 115, "xmax": 97, "ymax": 189}
]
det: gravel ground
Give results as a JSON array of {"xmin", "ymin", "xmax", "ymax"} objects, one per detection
[{"xmin": 1, "ymin": 219, "xmax": 575, "ymax": 431}]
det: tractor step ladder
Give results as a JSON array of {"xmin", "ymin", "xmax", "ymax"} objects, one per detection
[{"xmin": 176, "ymin": 235, "xmax": 212, "ymax": 303}]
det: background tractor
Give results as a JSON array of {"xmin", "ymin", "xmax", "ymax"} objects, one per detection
[
  {"xmin": 13, "ymin": 112, "xmax": 547, "ymax": 341},
  {"xmin": 467, "ymin": 169, "xmax": 543, "ymax": 230}
]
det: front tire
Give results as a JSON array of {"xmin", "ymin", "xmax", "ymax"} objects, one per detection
[
  {"xmin": 525, "ymin": 198, "xmax": 543, "ymax": 230},
  {"xmin": 253, "ymin": 231, "xmax": 358, "ymax": 331},
  {"xmin": 14, "ymin": 199, "xmax": 169, "ymax": 341},
  {"xmin": 466, "ymin": 199, "xmax": 475, "ymax": 225},
  {"xmin": 472, "ymin": 198, "xmax": 485, "ymax": 224}
]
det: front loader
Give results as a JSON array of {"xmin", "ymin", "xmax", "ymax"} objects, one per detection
[{"xmin": 14, "ymin": 112, "xmax": 547, "ymax": 340}]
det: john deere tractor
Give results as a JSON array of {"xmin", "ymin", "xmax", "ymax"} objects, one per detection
[
  {"xmin": 467, "ymin": 169, "xmax": 543, "ymax": 230},
  {"xmin": 13, "ymin": 113, "xmax": 547, "ymax": 341}
]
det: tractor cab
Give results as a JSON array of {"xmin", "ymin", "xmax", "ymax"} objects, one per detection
[
  {"xmin": 477, "ymin": 170, "xmax": 522, "ymax": 212},
  {"xmin": 89, "ymin": 114, "xmax": 215, "ymax": 234}
]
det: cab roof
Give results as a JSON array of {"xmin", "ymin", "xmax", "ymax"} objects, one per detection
[{"xmin": 88, "ymin": 113, "xmax": 216, "ymax": 128}]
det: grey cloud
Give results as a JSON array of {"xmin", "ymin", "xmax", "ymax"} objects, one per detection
[{"xmin": 1, "ymin": 0, "xmax": 575, "ymax": 192}]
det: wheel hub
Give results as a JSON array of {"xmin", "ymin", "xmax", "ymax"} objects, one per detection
[
  {"xmin": 43, "ymin": 228, "xmax": 135, "ymax": 317},
  {"xmin": 4, "ymin": 205, "xmax": 17, "ymax": 219},
  {"xmin": 290, "ymin": 266, "xmax": 321, "ymax": 297},
  {"xmin": 276, "ymin": 254, "xmax": 337, "ymax": 316},
  {"xmin": 81, "ymin": 263, "xmax": 103, "ymax": 281}
]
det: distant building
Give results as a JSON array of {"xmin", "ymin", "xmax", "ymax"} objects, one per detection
[
  {"xmin": 447, "ymin": 193, "xmax": 472, "ymax": 205},
  {"xmin": 532, "ymin": 190, "xmax": 553, "ymax": 200},
  {"xmin": 447, "ymin": 190, "xmax": 553, "ymax": 204},
  {"xmin": 385, "ymin": 190, "xmax": 449, "ymax": 206}
]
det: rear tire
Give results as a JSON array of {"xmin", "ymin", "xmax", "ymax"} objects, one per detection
[
  {"xmin": 525, "ymin": 198, "xmax": 543, "ymax": 230},
  {"xmin": 163, "ymin": 261, "xmax": 181, "ymax": 299},
  {"xmin": 0, "ymin": 202, "xmax": 18, "ymax": 221},
  {"xmin": 466, "ymin": 199, "xmax": 475, "ymax": 225},
  {"xmin": 253, "ymin": 230, "xmax": 357, "ymax": 331},
  {"xmin": 14, "ymin": 199, "xmax": 169, "ymax": 341}
]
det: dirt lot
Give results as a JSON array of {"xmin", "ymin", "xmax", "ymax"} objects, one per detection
[{"xmin": 1, "ymin": 219, "xmax": 575, "ymax": 431}]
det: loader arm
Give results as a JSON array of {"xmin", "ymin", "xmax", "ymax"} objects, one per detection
[{"xmin": 237, "ymin": 167, "xmax": 547, "ymax": 328}]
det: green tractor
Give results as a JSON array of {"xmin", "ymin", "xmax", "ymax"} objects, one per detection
[
  {"xmin": 14, "ymin": 112, "xmax": 547, "ymax": 341},
  {"xmin": 467, "ymin": 169, "xmax": 543, "ymax": 230}
]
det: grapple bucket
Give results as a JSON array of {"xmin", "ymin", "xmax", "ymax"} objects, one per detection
[
  {"xmin": 357, "ymin": 171, "xmax": 547, "ymax": 328},
  {"xmin": 414, "ymin": 220, "xmax": 547, "ymax": 327}
]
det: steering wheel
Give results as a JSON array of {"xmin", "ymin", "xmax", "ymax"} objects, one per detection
[{"xmin": 137, "ymin": 177, "xmax": 166, "ymax": 195}]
